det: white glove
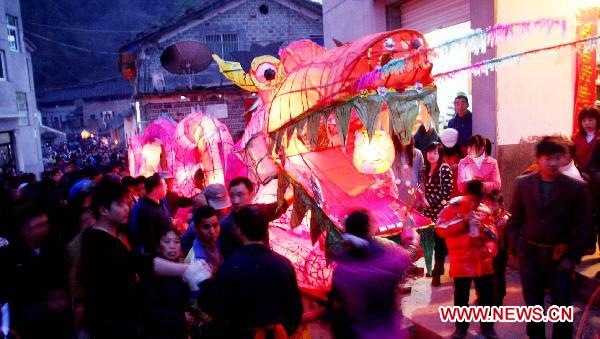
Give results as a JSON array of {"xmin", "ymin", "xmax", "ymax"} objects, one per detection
[{"xmin": 182, "ymin": 260, "xmax": 212, "ymax": 291}]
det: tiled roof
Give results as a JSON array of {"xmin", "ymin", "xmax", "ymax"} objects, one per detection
[
  {"xmin": 120, "ymin": 0, "xmax": 322, "ymax": 53},
  {"xmin": 38, "ymin": 78, "xmax": 133, "ymax": 104}
]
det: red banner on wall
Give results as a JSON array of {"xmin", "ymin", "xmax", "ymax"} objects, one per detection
[{"xmin": 573, "ymin": 7, "xmax": 598, "ymax": 133}]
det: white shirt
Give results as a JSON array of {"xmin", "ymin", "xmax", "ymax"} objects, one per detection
[
  {"xmin": 586, "ymin": 132, "xmax": 596, "ymax": 143},
  {"xmin": 471, "ymin": 153, "xmax": 486, "ymax": 169},
  {"xmin": 560, "ymin": 161, "xmax": 584, "ymax": 182}
]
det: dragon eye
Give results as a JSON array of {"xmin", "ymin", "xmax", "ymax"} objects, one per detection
[{"xmin": 255, "ymin": 62, "xmax": 277, "ymax": 82}]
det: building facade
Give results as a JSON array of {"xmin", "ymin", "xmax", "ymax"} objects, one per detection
[
  {"xmin": 0, "ymin": 0, "xmax": 43, "ymax": 174},
  {"xmin": 324, "ymin": 0, "xmax": 594, "ymax": 204},
  {"xmin": 38, "ymin": 78, "xmax": 134, "ymax": 143},
  {"xmin": 119, "ymin": 0, "xmax": 323, "ymax": 140}
]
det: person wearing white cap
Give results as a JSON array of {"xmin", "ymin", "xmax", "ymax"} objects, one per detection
[{"xmin": 439, "ymin": 128, "xmax": 464, "ymax": 198}]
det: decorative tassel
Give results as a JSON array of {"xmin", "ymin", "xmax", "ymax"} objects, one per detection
[
  {"xmin": 326, "ymin": 223, "xmax": 343, "ymax": 248},
  {"xmin": 334, "ymin": 102, "xmax": 353, "ymax": 147},
  {"xmin": 306, "ymin": 112, "xmax": 322, "ymax": 150},
  {"xmin": 376, "ymin": 18, "xmax": 568, "ymax": 80},
  {"xmin": 357, "ymin": 67, "xmax": 382, "ymax": 91},
  {"xmin": 388, "ymin": 99, "xmax": 419, "ymax": 145},
  {"xmin": 285, "ymin": 123, "xmax": 297, "ymax": 146},
  {"xmin": 277, "ymin": 172, "xmax": 290, "ymax": 210},
  {"xmin": 422, "ymin": 91, "xmax": 440, "ymax": 127},
  {"xmin": 434, "ymin": 35, "xmax": 600, "ymax": 81},
  {"xmin": 310, "ymin": 206, "xmax": 327, "ymax": 244},
  {"xmin": 354, "ymin": 95, "xmax": 384, "ymax": 140},
  {"xmin": 310, "ymin": 174, "xmax": 324, "ymax": 208},
  {"xmin": 290, "ymin": 186, "xmax": 309, "ymax": 229},
  {"xmin": 380, "ymin": 58, "xmax": 406, "ymax": 77}
]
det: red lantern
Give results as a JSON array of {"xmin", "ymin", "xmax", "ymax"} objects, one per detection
[{"xmin": 123, "ymin": 67, "xmax": 136, "ymax": 80}]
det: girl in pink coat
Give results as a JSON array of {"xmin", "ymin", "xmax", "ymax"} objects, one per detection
[{"xmin": 457, "ymin": 135, "xmax": 501, "ymax": 194}]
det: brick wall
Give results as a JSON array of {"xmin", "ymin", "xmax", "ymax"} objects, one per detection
[
  {"xmin": 140, "ymin": 86, "xmax": 249, "ymax": 141},
  {"xmin": 138, "ymin": 0, "xmax": 323, "ymax": 94},
  {"xmin": 133, "ymin": 0, "xmax": 322, "ymax": 141}
]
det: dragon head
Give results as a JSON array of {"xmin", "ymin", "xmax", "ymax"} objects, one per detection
[{"xmin": 219, "ymin": 28, "xmax": 437, "ymax": 253}]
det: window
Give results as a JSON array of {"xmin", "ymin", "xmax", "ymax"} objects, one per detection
[
  {"xmin": 206, "ymin": 33, "xmax": 238, "ymax": 59},
  {"xmin": 16, "ymin": 92, "xmax": 27, "ymax": 113},
  {"xmin": 385, "ymin": 3, "xmax": 402, "ymax": 30},
  {"xmin": 6, "ymin": 15, "xmax": 19, "ymax": 52},
  {"xmin": 0, "ymin": 50, "xmax": 6, "ymax": 81},
  {"xmin": 310, "ymin": 35, "xmax": 324, "ymax": 46},
  {"xmin": 26, "ymin": 58, "xmax": 33, "ymax": 89},
  {"xmin": 102, "ymin": 111, "xmax": 114, "ymax": 121}
]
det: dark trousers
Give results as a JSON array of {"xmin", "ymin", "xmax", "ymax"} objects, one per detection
[
  {"xmin": 453, "ymin": 274, "xmax": 494, "ymax": 331},
  {"xmin": 518, "ymin": 242, "xmax": 573, "ymax": 338},
  {"xmin": 492, "ymin": 248, "xmax": 508, "ymax": 306},
  {"xmin": 432, "ymin": 234, "xmax": 447, "ymax": 276}
]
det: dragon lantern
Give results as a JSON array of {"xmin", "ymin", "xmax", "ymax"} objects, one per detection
[{"xmin": 217, "ymin": 29, "xmax": 439, "ymax": 292}]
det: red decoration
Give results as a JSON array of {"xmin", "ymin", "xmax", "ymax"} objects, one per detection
[
  {"xmin": 123, "ymin": 67, "xmax": 136, "ymax": 80},
  {"xmin": 574, "ymin": 7, "xmax": 598, "ymax": 132}
]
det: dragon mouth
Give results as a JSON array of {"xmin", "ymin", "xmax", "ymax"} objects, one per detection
[{"xmin": 268, "ymin": 86, "xmax": 439, "ymax": 156}]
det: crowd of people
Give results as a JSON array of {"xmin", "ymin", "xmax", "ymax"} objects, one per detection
[
  {"xmin": 41, "ymin": 139, "xmax": 126, "ymax": 174},
  {"xmin": 0, "ymin": 95, "xmax": 598, "ymax": 339},
  {"xmin": 390, "ymin": 96, "xmax": 598, "ymax": 338}
]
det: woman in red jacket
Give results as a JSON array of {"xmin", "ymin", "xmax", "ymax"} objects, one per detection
[
  {"xmin": 572, "ymin": 107, "xmax": 600, "ymax": 173},
  {"xmin": 435, "ymin": 180, "xmax": 498, "ymax": 339}
]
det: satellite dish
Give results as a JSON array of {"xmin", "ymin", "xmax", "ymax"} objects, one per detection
[{"xmin": 160, "ymin": 41, "xmax": 213, "ymax": 88}]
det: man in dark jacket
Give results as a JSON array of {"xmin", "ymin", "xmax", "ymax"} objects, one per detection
[
  {"xmin": 447, "ymin": 95, "xmax": 473, "ymax": 150},
  {"xmin": 507, "ymin": 136, "xmax": 592, "ymax": 339},
  {"xmin": 199, "ymin": 205, "xmax": 302, "ymax": 338},
  {"xmin": 0, "ymin": 204, "xmax": 71, "ymax": 339},
  {"xmin": 128, "ymin": 173, "xmax": 172, "ymax": 256},
  {"xmin": 584, "ymin": 139, "xmax": 600, "ymax": 254}
]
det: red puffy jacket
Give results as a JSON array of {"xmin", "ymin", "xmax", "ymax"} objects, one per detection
[{"xmin": 435, "ymin": 197, "xmax": 498, "ymax": 278}]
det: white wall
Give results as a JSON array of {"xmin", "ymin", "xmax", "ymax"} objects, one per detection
[
  {"xmin": 495, "ymin": 0, "xmax": 578, "ymax": 145},
  {"xmin": 323, "ymin": 0, "xmax": 386, "ymax": 48},
  {"xmin": 425, "ymin": 22, "xmax": 473, "ymax": 128},
  {"xmin": 0, "ymin": 0, "xmax": 43, "ymax": 174}
]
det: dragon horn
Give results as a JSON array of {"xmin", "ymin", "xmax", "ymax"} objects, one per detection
[{"xmin": 212, "ymin": 54, "xmax": 257, "ymax": 92}]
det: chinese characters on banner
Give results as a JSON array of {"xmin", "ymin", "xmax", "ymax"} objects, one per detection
[{"xmin": 574, "ymin": 7, "xmax": 598, "ymax": 132}]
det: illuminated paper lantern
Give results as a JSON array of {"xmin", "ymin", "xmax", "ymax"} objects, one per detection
[
  {"xmin": 141, "ymin": 141, "xmax": 162, "ymax": 176},
  {"xmin": 352, "ymin": 129, "xmax": 395, "ymax": 174}
]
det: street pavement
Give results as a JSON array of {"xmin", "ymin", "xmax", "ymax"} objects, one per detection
[
  {"xmin": 304, "ymin": 255, "xmax": 600, "ymax": 338},
  {"xmin": 401, "ymin": 257, "xmax": 600, "ymax": 338}
]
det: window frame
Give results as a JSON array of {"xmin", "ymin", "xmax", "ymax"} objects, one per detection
[
  {"xmin": 6, "ymin": 14, "xmax": 20, "ymax": 52},
  {"xmin": 0, "ymin": 50, "xmax": 6, "ymax": 81},
  {"xmin": 205, "ymin": 33, "xmax": 239, "ymax": 59},
  {"xmin": 16, "ymin": 91, "xmax": 28, "ymax": 113}
]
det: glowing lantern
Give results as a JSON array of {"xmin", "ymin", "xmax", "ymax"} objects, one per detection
[
  {"xmin": 81, "ymin": 130, "xmax": 91, "ymax": 139},
  {"xmin": 352, "ymin": 129, "xmax": 395, "ymax": 174},
  {"xmin": 141, "ymin": 141, "xmax": 162, "ymax": 176}
]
